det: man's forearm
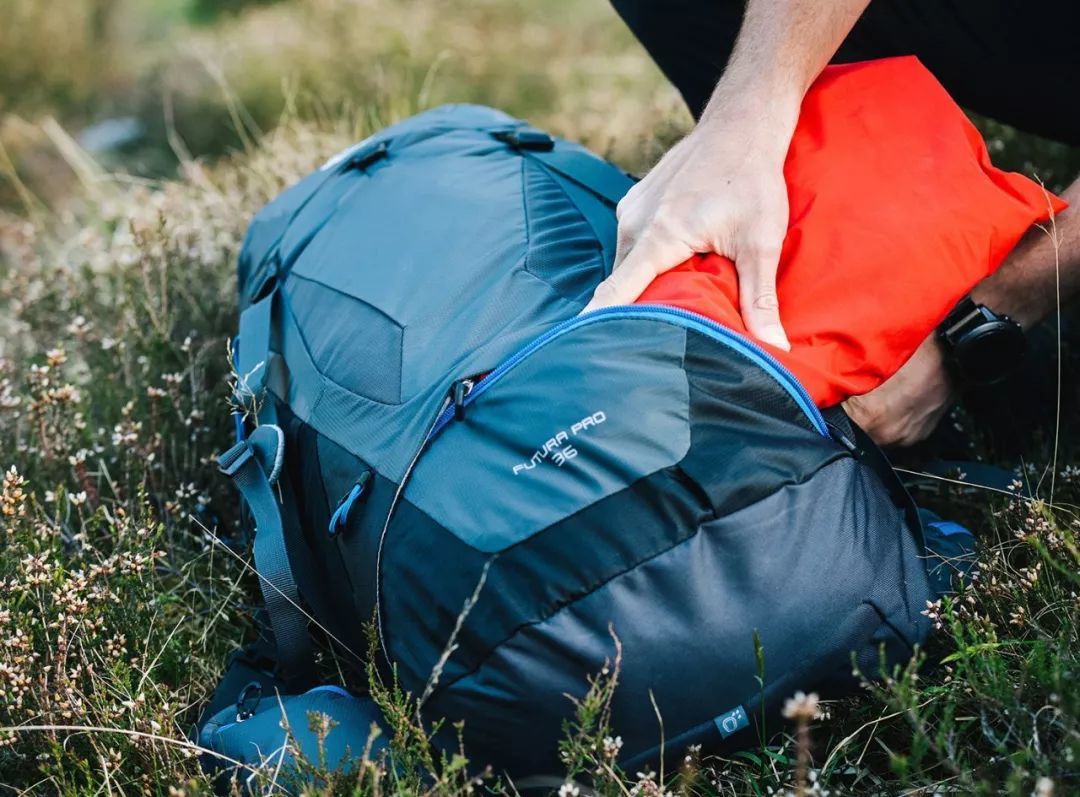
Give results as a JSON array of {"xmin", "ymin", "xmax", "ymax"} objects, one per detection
[
  {"xmin": 701, "ymin": 0, "xmax": 871, "ymax": 133},
  {"xmin": 972, "ymin": 176, "xmax": 1080, "ymax": 329}
]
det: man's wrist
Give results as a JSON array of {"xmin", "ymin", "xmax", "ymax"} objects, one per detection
[
  {"xmin": 701, "ymin": 67, "xmax": 804, "ymax": 140},
  {"xmin": 936, "ymin": 296, "xmax": 1026, "ymax": 387},
  {"xmin": 698, "ymin": 88, "xmax": 801, "ymax": 161},
  {"xmin": 969, "ymin": 276, "xmax": 1038, "ymax": 331}
]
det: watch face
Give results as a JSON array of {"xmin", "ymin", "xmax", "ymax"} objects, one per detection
[{"xmin": 956, "ymin": 321, "xmax": 1026, "ymax": 385}]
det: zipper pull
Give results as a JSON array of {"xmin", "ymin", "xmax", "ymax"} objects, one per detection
[
  {"xmin": 825, "ymin": 421, "xmax": 859, "ymax": 455},
  {"xmin": 328, "ymin": 469, "xmax": 372, "ymax": 536},
  {"xmin": 451, "ymin": 378, "xmax": 474, "ymax": 421}
]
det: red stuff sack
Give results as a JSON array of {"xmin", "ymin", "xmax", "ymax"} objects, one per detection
[{"xmin": 636, "ymin": 56, "xmax": 1065, "ymax": 407}]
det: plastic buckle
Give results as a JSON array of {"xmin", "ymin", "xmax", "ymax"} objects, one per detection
[
  {"xmin": 346, "ymin": 140, "xmax": 389, "ymax": 171},
  {"xmin": 493, "ymin": 127, "xmax": 555, "ymax": 152},
  {"xmin": 235, "ymin": 681, "xmax": 263, "ymax": 723},
  {"xmin": 217, "ymin": 440, "xmax": 253, "ymax": 478}
]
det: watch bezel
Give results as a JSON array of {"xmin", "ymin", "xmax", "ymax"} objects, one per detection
[{"xmin": 936, "ymin": 299, "xmax": 1025, "ymax": 387}]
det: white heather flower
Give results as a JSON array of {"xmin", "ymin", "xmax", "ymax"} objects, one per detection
[
  {"xmin": 558, "ymin": 783, "xmax": 580, "ymax": 797},
  {"xmin": 1033, "ymin": 776, "xmax": 1054, "ymax": 797},
  {"xmin": 68, "ymin": 492, "xmax": 88, "ymax": 507},
  {"xmin": 782, "ymin": 691, "xmax": 820, "ymax": 721},
  {"xmin": 602, "ymin": 734, "xmax": 623, "ymax": 759},
  {"xmin": 65, "ymin": 315, "xmax": 91, "ymax": 336}
]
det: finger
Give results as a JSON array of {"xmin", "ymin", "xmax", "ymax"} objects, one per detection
[
  {"xmin": 614, "ymin": 181, "xmax": 652, "ymax": 268},
  {"xmin": 736, "ymin": 235, "xmax": 790, "ymax": 351},
  {"xmin": 613, "ymin": 208, "xmax": 637, "ymax": 271},
  {"xmin": 583, "ymin": 232, "xmax": 686, "ymax": 314},
  {"xmin": 840, "ymin": 396, "xmax": 870, "ymax": 431},
  {"xmin": 843, "ymin": 394, "xmax": 898, "ymax": 447}
]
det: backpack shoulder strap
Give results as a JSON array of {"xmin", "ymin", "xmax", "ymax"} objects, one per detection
[{"xmin": 218, "ymin": 424, "xmax": 313, "ymax": 688}]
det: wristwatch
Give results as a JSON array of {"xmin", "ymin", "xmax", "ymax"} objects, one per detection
[{"xmin": 936, "ymin": 296, "xmax": 1026, "ymax": 387}]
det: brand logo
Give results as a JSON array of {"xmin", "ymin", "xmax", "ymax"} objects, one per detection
[
  {"xmin": 714, "ymin": 705, "xmax": 749, "ymax": 738},
  {"xmin": 511, "ymin": 411, "xmax": 606, "ymax": 476}
]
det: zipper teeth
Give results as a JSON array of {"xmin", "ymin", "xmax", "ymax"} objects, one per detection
[{"xmin": 430, "ymin": 304, "xmax": 829, "ymax": 439}]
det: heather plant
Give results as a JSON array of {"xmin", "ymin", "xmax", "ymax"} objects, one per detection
[
  {"xmin": 2, "ymin": 112, "xmax": 1080, "ymax": 797},
  {"xmin": 0, "ymin": 1, "xmax": 1078, "ymax": 794},
  {"xmin": 0, "ymin": 120, "xmax": 349, "ymax": 793}
]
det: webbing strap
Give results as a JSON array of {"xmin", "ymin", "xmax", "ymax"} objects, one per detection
[
  {"xmin": 525, "ymin": 144, "xmax": 635, "ymax": 207},
  {"xmin": 218, "ymin": 432, "xmax": 313, "ymax": 686}
]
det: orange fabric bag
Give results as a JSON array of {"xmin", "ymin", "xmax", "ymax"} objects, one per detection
[{"xmin": 636, "ymin": 57, "xmax": 1065, "ymax": 407}]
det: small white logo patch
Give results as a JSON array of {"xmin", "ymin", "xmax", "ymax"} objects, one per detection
[{"xmin": 512, "ymin": 411, "xmax": 606, "ymax": 476}]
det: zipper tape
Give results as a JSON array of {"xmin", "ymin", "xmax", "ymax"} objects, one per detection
[{"xmin": 429, "ymin": 304, "xmax": 829, "ymax": 440}]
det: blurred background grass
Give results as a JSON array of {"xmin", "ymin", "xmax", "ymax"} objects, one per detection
[
  {"xmin": 8, "ymin": 0, "xmax": 1080, "ymax": 213},
  {"xmin": 0, "ymin": 0, "xmax": 692, "ymax": 213},
  {"xmin": 3, "ymin": 0, "xmax": 1077, "ymax": 214},
  {"xmin": 1, "ymin": 2, "xmax": 1079, "ymax": 794}
]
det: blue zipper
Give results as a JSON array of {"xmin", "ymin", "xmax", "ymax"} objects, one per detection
[{"xmin": 428, "ymin": 304, "xmax": 829, "ymax": 440}]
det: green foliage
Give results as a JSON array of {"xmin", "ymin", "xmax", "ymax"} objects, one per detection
[
  {"xmin": 0, "ymin": 121, "xmax": 347, "ymax": 793},
  {"xmin": 185, "ymin": 0, "xmax": 283, "ymax": 25},
  {"xmin": 0, "ymin": 2, "xmax": 1078, "ymax": 794},
  {"xmin": 2, "ymin": 117, "xmax": 1078, "ymax": 793}
]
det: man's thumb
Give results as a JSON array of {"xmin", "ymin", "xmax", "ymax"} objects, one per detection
[
  {"xmin": 582, "ymin": 234, "xmax": 676, "ymax": 314},
  {"xmin": 737, "ymin": 245, "xmax": 790, "ymax": 351}
]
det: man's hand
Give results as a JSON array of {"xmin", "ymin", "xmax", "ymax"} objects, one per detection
[
  {"xmin": 583, "ymin": 0, "xmax": 871, "ymax": 349},
  {"xmin": 583, "ymin": 112, "xmax": 794, "ymax": 350},
  {"xmin": 846, "ymin": 172, "xmax": 1080, "ymax": 448},
  {"xmin": 843, "ymin": 334, "xmax": 955, "ymax": 447}
]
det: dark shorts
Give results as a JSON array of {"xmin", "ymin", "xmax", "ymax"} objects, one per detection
[{"xmin": 610, "ymin": 0, "xmax": 1080, "ymax": 145}]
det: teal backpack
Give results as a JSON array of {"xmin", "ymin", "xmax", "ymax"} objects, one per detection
[{"xmin": 196, "ymin": 104, "xmax": 974, "ymax": 787}]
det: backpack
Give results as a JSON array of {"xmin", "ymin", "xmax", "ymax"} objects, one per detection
[{"xmin": 199, "ymin": 104, "xmax": 970, "ymax": 781}]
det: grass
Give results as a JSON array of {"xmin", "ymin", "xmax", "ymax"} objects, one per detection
[
  {"xmin": 0, "ymin": 0, "xmax": 686, "ymax": 210},
  {"xmin": 1, "ymin": 0, "xmax": 1079, "ymax": 794}
]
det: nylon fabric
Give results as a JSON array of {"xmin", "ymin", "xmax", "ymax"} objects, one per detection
[
  {"xmin": 286, "ymin": 274, "xmax": 404, "ymax": 405},
  {"xmin": 199, "ymin": 688, "xmax": 390, "ymax": 782},
  {"xmin": 382, "ymin": 464, "xmax": 713, "ymax": 694},
  {"xmin": 383, "ymin": 319, "xmax": 846, "ymax": 695},
  {"xmin": 428, "ymin": 457, "xmax": 922, "ymax": 773},
  {"xmin": 522, "ymin": 158, "xmax": 607, "ymax": 300},
  {"xmin": 405, "ymin": 318, "xmax": 691, "ymax": 551},
  {"xmin": 521, "ymin": 142, "xmax": 634, "ymax": 206},
  {"xmin": 211, "ymin": 100, "xmax": 975, "ymax": 784},
  {"xmin": 236, "ymin": 288, "xmax": 276, "ymax": 402},
  {"xmin": 636, "ymin": 57, "xmax": 1066, "ymax": 406}
]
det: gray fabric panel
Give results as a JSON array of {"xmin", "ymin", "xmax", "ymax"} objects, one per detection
[
  {"xmin": 289, "ymin": 140, "xmax": 530, "ymax": 404},
  {"xmin": 286, "ymin": 274, "xmax": 404, "ymax": 405},
  {"xmin": 270, "ymin": 298, "xmax": 572, "ymax": 485},
  {"xmin": 405, "ymin": 319, "xmax": 691, "ymax": 552},
  {"xmin": 288, "ymin": 131, "xmax": 601, "ymax": 402},
  {"xmin": 261, "ymin": 105, "xmax": 626, "ymax": 479},
  {"xmin": 522, "ymin": 158, "xmax": 605, "ymax": 301},
  {"xmin": 431, "ymin": 456, "xmax": 935, "ymax": 771}
]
